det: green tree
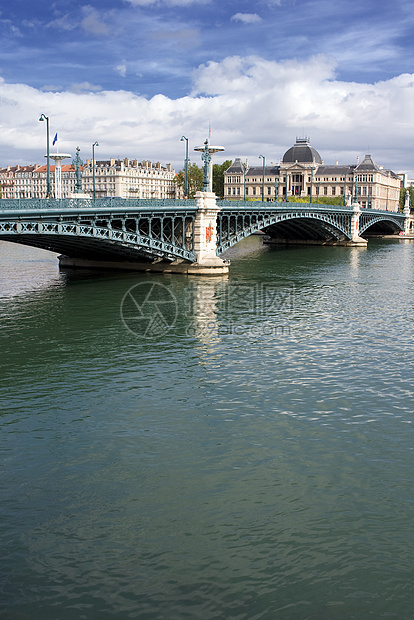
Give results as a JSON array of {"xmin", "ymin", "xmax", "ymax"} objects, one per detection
[
  {"xmin": 287, "ymin": 195, "xmax": 346, "ymax": 206},
  {"xmin": 175, "ymin": 163, "xmax": 203, "ymax": 198},
  {"xmin": 212, "ymin": 160, "xmax": 232, "ymax": 198},
  {"xmin": 400, "ymin": 186, "xmax": 414, "ymax": 212}
]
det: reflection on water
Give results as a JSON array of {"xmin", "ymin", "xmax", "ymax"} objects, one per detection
[{"xmin": 1, "ymin": 237, "xmax": 414, "ymax": 620}]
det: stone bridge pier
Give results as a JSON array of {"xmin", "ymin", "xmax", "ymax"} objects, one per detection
[
  {"xmin": 188, "ymin": 191, "xmax": 229, "ymax": 275},
  {"xmin": 350, "ymin": 202, "xmax": 368, "ymax": 246}
]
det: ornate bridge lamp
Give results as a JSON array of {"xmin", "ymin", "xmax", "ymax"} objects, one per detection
[
  {"xmin": 274, "ymin": 178, "xmax": 278, "ymax": 203},
  {"xmin": 194, "ymin": 138, "xmax": 224, "ymax": 193},
  {"xmin": 259, "ymin": 154, "xmax": 265, "ymax": 201},
  {"xmin": 92, "ymin": 141, "xmax": 99, "ymax": 201},
  {"xmin": 181, "ymin": 136, "xmax": 189, "ymax": 198},
  {"xmin": 73, "ymin": 147, "xmax": 83, "ymax": 194},
  {"xmin": 39, "ymin": 113, "xmax": 51, "ymax": 198},
  {"xmin": 316, "ymin": 183, "xmax": 319, "ymax": 204}
]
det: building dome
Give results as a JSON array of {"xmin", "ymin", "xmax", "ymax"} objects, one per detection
[{"xmin": 282, "ymin": 137, "xmax": 322, "ymax": 164}]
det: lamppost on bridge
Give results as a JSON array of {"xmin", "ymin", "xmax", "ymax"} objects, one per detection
[
  {"xmin": 274, "ymin": 178, "xmax": 278, "ymax": 202},
  {"xmin": 309, "ymin": 166, "xmax": 314, "ymax": 204},
  {"xmin": 181, "ymin": 136, "xmax": 189, "ymax": 198},
  {"xmin": 194, "ymin": 138, "xmax": 224, "ymax": 193},
  {"xmin": 259, "ymin": 154, "xmax": 265, "ymax": 202},
  {"xmin": 92, "ymin": 141, "xmax": 99, "ymax": 201},
  {"xmin": 73, "ymin": 147, "xmax": 83, "ymax": 194},
  {"xmin": 316, "ymin": 183, "xmax": 319, "ymax": 204},
  {"xmin": 39, "ymin": 113, "xmax": 51, "ymax": 198},
  {"xmin": 243, "ymin": 161, "xmax": 247, "ymax": 201}
]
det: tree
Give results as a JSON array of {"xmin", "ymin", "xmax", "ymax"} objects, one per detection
[
  {"xmin": 212, "ymin": 160, "xmax": 232, "ymax": 198},
  {"xmin": 175, "ymin": 163, "xmax": 203, "ymax": 198},
  {"xmin": 400, "ymin": 186, "xmax": 414, "ymax": 212}
]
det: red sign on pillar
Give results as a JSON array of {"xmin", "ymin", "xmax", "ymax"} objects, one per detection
[{"xmin": 206, "ymin": 226, "xmax": 213, "ymax": 242}]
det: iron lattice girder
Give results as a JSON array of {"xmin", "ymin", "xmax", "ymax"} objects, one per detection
[
  {"xmin": 217, "ymin": 203, "xmax": 354, "ymax": 251},
  {"xmin": 0, "ymin": 204, "xmax": 196, "ymax": 262},
  {"xmin": 358, "ymin": 211, "xmax": 404, "ymax": 235},
  {"xmin": 0, "ymin": 198, "xmax": 407, "ymax": 262},
  {"xmin": 216, "ymin": 202, "xmax": 406, "ymax": 251}
]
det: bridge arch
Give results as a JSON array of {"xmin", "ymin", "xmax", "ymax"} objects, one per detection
[
  {"xmin": 359, "ymin": 212, "xmax": 404, "ymax": 236},
  {"xmin": 0, "ymin": 207, "xmax": 196, "ymax": 263},
  {"xmin": 216, "ymin": 201, "xmax": 407, "ymax": 253},
  {"xmin": 216, "ymin": 203, "xmax": 354, "ymax": 252}
]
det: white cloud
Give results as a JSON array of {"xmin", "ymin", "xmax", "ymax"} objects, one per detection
[
  {"xmin": 231, "ymin": 13, "xmax": 262, "ymax": 24},
  {"xmin": 46, "ymin": 13, "xmax": 77, "ymax": 31},
  {"xmin": 125, "ymin": 0, "xmax": 209, "ymax": 6},
  {"xmin": 68, "ymin": 82, "xmax": 103, "ymax": 93},
  {"xmin": 1, "ymin": 56, "xmax": 414, "ymax": 176},
  {"xmin": 115, "ymin": 63, "xmax": 127, "ymax": 78},
  {"xmin": 81, "ymin": 6, "xmax": 109, "ymax": 35}
]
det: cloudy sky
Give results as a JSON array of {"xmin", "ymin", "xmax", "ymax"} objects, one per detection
[{"xmin": 1, "ymin": 0, "xmax": 414, "ymax": 176}]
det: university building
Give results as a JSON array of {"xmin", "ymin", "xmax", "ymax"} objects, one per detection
[
  {"xmin": 0, "ymin": 158, "xmax": 176, "ymax": 200},
  {"xmin": 224, "ymin": 138, "xmax": 402, "ymax": 212}
]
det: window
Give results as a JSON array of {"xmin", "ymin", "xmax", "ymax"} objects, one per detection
[
  {"xmin": 253, "ymin": 187, "xmax": 256, "ymax": 196},
  {"xmin": 324, "ymin": 186, "xmax": 328, "ymax": 195},
  {"xmin": 332, "ymin": 187, "xmax": 336, "ymax": 196}
]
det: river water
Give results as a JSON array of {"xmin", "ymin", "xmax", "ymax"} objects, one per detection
[{"xmin": 0, "ymin": 236, "xmax": 413, "ymax": 619}]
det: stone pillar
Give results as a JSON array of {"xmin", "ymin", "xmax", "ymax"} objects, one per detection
[
  {"xmin": 349, "ymin": 201, "xmax": 367, "ymax": 246},
  {"xmin": 188, "ymin": 191, "xmax": 229, "ymax": 274},
  {"xmin": 403, "ymin": 190, "xmax": 411, "ymax": 235}
]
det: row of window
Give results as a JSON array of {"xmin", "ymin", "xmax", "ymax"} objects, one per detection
[
  {"xmin": 226, "ymin": 174, "xmax": 377, "ymax": 184},
  {"xmin": 226, "ymin": 185, "xmax": 383, "ymax": 197}
]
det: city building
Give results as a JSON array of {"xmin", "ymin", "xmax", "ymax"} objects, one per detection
[
  {"xmin": 224, "ymin": 138, "xmax": 402, "ymax": 211},
  {"xmin": 0, "ymin": 158, "xmax": 177, "ymax": 200}
]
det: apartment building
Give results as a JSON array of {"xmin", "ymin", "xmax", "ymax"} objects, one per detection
[{"xmin": 0, "ymin": 158, "xmax": 176, "ymax": 200}]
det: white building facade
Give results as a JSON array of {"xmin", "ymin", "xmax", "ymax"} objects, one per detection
[
  {"xmin": 0, "ymin": 158, "xmax": 177, "ymax": 200},
  {"xmin": 224, "ymin": 138, "xmax": 402, "ymax": 212}
]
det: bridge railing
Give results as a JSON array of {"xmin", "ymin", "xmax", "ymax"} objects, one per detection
[
  {"xmin": 217, "ymin": 200, "xmax": 404, "ymax": 215},
  {"xmin": 0, "ymin": 197, "xmax": 197, "ymax": 211},
  {"xmin": 217, "ymin": 200, "xmax": 354, "ymax": 211}
]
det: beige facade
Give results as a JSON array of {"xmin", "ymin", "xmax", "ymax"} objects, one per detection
[
  {"xmin": 82, "ymin": 158, "xmax": 176, "ymax": 199},
  {"xmin": 224, "ymin": 138, "xmax": 402, "ymax": 212},
  {"xmin": 0, "ymin": 158, "xmax": 176, "ymax": 200}
]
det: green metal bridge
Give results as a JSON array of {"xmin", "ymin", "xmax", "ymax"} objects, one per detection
[{"xmin": 0, "ymin": 197, "xmax": 408, "ymax": 270}]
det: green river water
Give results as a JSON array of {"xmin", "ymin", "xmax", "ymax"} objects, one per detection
[{"xmin": 0, "ymin": 236, "xmax": 413, "ymax": 619}]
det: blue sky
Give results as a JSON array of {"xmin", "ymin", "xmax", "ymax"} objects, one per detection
[{"xmin": 1, "ymin": 0, "xmax": 414, "ymax": 176}]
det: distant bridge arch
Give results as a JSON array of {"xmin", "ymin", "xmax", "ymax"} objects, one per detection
[{"xmin": 216, "ymin": 201, "xmax": 406, "ymax": 251}]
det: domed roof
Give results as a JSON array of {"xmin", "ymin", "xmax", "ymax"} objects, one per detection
[{"xmin": 282, "ymin": 138, "xmax": 322, "ymax": 164}]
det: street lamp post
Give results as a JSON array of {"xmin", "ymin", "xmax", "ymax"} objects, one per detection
[
  {"xmin": 259, "ymin": 154, "xmax": 265, "ymax": 202},
  {"xmin": 181, "ymin": 136, "xmax": 189, "ymax": 198},
  {"xmin": 92, "ymin": 141, "xmax": 99, "ymax": 201},
  {"xmin": 309, "ymin": 166, "xmax": 314, "ymax": 204},
  {"xmin": 274, "ymin": 178, "xmax": 278, "ymax": 202},
  {"xmin": 39, "ymin": 114, "xmax": 50, "ymax": 198}
]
